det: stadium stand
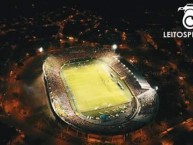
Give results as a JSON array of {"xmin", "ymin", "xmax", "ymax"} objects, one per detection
[{"xmin": 43, "ymin": 47, "xmax": 159, "ymax": 134}]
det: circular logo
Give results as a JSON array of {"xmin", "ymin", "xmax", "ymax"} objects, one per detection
[
  {"xmin": 178, "ymin": 4, "xmax": 193, "ymax": 29},
  {"xmin": 183, "ymin": 10, "xmax": 193, "ymax": 29}
]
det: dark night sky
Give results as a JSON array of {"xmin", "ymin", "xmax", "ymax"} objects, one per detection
[{"xmin": 0, "ymin": 0, "xmax": 191, "ymax": 19}]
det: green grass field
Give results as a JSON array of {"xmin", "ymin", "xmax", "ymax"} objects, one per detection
[{"xmin": 60, "ymin": 59, "xmax": 133, "ymax": 114}]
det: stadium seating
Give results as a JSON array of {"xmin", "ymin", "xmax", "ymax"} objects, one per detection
[{"xmin": 42, "ymin": 48, "xmax": 158, "ymax": 134}]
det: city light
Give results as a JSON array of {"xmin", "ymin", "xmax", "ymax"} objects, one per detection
[{"xmin": 68, "ymin": 36, "xmax": 74, "ymax": 41}]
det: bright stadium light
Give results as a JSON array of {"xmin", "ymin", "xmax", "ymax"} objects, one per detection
[
  {"xmin": 38, "ymin": 47, "xmax": 44, "ymax": 53},
  {"xmin": 155, "ymin": 86, "xmax": 159, "ymax": 91},
  {"xmin": 112, "ymin": 44, "xmax": 117, "ymax": 50}
]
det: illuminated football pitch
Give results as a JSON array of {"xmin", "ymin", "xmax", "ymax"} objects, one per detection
[{"xmin": 60, "ymin": 59, "xmax": 133, "ymax": 114}]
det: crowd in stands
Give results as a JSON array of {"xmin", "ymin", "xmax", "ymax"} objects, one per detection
[{"xmin": 109, "ymin": 57, "xmax": 146, "ymax": 96}]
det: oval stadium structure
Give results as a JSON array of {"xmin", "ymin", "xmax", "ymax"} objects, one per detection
[{"xmin": 43, "ymin": 47, "xmax": 159, "ymax": 134}]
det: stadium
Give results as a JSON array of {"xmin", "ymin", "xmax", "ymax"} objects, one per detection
[{"xmin": 43, "ymin": 47, "xmax": 158, "ymax": 134}]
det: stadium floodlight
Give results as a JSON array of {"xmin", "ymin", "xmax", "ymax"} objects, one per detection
[
  {"xmin": 38, "ymin": 47, "xmax": 44, "ymax": 53},
  {"xmin": 155, "ymin": 86, "xmax": 159, "ymax": 91},
  {"xmin": 112, "ymin": 44, "xmax": 118, "ymax": 50}
]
